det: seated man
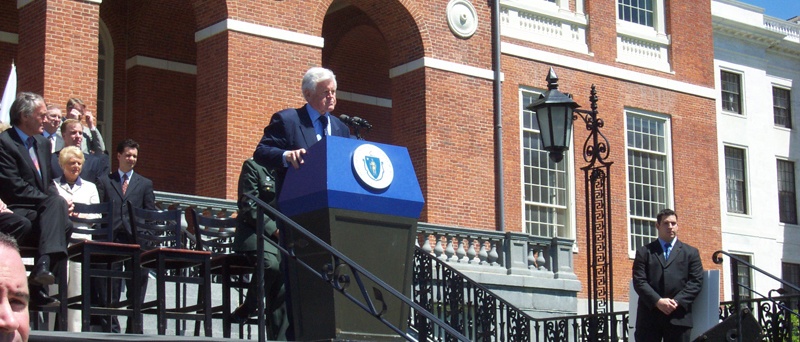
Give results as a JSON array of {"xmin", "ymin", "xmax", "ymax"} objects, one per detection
[{"xmin": 0, "ymin": 92, "xmax": 72, "ymax": 308}]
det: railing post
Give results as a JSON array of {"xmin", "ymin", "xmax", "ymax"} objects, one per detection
[
  {"xmin": 550, "ymin": 237, "xmax": 578, "ymax": 280},
  {"xmin": 505, "ymin": 232, "xmax": 530, "ymax": 275}
]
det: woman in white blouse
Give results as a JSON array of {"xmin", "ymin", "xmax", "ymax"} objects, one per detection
[{"xmin": 54, "ymin": 146, "xmax": 99, "ymax": 332}]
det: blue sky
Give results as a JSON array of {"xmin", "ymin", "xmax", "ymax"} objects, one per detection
[{"xmin": 738, "ymin": 0, "xmax": 800, "ymax": 20}]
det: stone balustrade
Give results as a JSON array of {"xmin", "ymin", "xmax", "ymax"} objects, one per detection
[
  {"xmin": 417, "ymin": 222, "xmax": 577, "ymax": 280},
  {"xmin": 764, "ymin": 16, "xmax": 800, "ymax": 43}
]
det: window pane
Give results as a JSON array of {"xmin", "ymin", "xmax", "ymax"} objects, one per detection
[
  {"xmin": 721, "ymin": 71, "xmax": 743, "ymax": 114},
  {"xmin": 725, "ymin": 146, "xmax": 747, "ymax": 214},
  {"xmin": 618, "ymin": 0, "xmax": 653, "ymax": 27},
  {"xmin": 522, "ymin": 90, "xmax": 569, "ymax": 238},
  {"xmin": 778, "ymin": 160, "xmax": 798, "ymax": 224},
  {"xmin": 733, "ymin": 254, "xmax": 752, "ymax": 300},
  {"xmin": 627, "ymin": 113, "xmax": 668, "ymax": 251},
  {"xmin": 773, "ymin": 87, "xmax": 792, "ymax": 128}
]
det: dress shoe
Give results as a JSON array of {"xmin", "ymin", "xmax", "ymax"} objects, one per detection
[
  {"xmin": 29, "ymin": 258, "xmax": 55, "ymax": 286},
  {"xmin": 231, "ymin": 303, "xmax": 254, "ymax": 324},
  {"xmin": 29, "ymin": 287, "xmax": 60, "ymax": 308}
]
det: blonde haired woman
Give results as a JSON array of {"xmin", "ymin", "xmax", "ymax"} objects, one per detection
[{"xmin": 54, "ymin": 146, "xmax": 100, "ymax": 332}]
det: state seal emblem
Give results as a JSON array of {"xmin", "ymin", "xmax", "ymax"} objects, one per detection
[{"xmin": 352, "ymin": 144, "xmax": 394, "ymax": 190}]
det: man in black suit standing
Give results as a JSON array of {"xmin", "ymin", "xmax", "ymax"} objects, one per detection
[
  {"xmin": 50, "ymin": 119, "xmax": 110, "ymax": 184},
  {"xmin": 96, "ymin": 138, "xmax": 155, "ymax": 332},
  {"xmin": 0, "ymin": 92, "xmax": 72, "ymax": 308},
  {"xmin": 633, "ymin": 208, "xmax": 704, "ymax": 342}
]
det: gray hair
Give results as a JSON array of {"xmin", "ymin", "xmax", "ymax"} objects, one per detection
[
  {"xmin": 10, "ymin": 92, "xmax": 45, "ymax": 126},
  {"xmin": 301, "ymin": 67, "xmax": 336, "ymax": 101},
  {"xmin": 0, "ymin": 232, "xmax": 20, "ymax": 253}
]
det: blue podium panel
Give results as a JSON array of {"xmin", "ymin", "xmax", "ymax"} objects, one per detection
[{"xmin": 278, "ymin": 136, "xmax": 424, "ymax": 219}]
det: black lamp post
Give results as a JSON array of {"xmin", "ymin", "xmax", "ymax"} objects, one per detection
[{"xmin": 527, "ymin": 67, "xmax": 616, "ymax": 340}]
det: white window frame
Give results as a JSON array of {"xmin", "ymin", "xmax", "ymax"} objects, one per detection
[
  {"xmin": 777, "ymin": 158, "xmax": 798, "ymax": 225},
  {"xmin": 519, "ymin": 87, "xmax": 577, "ymax": 240},
  {"xmin": 624, "ymin": 109, "xmax": 674, "ymax": 257},
  {"xmin": 772, "ymin": 85, "xmax": 792, "ymax": 129},
  {"xmin": 723, "ymin": 144, "xmax": 750, "ymax": 216},
  {"xmin": 730, "ymin": 252, "xmax": 754, "ymax": 300},
  {"xmin": 719, "ymin": 68, "xmax": 746, "ymax": 117}
]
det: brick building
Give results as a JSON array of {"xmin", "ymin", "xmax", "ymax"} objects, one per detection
[{"xmin": 1, "ymin": 0, "xmax": 722, "ymax": 315}]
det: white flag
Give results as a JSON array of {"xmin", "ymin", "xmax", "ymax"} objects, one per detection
[{"xmin": 0, "ymin": 62, "xmax": 17, "ymax": 125}]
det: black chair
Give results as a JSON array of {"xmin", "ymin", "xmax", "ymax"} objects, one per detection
[
  {"xmin": 67, "ymin": 202, "xmax": 142, "ymax": 333},
  {"xmin": 186, "ymin": 207, "xmax": 255, "ymax": 338},
  {"xmin": 128, "ymin": 204, "xmax": 212, "ymax": 336}
]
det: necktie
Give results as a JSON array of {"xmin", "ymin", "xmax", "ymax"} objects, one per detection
[
  {"xmin": 26, "ymin": 137, "xmax": 41, "ymax": 178},
  {"xmin": 664, "ymin": 242, "xmax": 672, "ymax": 260},
  {"xmin": 122, "ymin": 174, "xmax": 129, "ymax": 195},
  {"xmin": 49, "ymin": 134, "xmax": 56, "ymax": 153},
  {"xmin": 318, "ymin": 115, "xmax": 328, "ymax": 138}
]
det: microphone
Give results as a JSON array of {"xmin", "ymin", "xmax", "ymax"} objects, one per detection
[
  {"xmin": 339, "ymin": 114, "xmax": 355, "ymax": 127},
  {"xmin": 351, "ymin": 116, "xmax": 372, "ymax": 129}
]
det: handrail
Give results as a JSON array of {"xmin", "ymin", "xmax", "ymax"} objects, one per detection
[
  {"xmin": 413, "ymin": 246, "xmax": 628, "ymax": 341},
  {"xmin": 245, "ymin": 193, "xmax": 470, "ymax": 342},
  {"xmin": 713, "ymin": 250, "xmax": 800, "ymax": 342},
  {"xmin": 719, "ymin": 294, "xmax": 800, "ymax": 341}
]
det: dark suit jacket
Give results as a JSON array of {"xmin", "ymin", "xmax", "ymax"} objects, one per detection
[
  {"xmin": 633, "ymin": 239, "xmax": 704, "ymax": 328},
  {"xmin": 253, "ymin": 105, "xmax": 350, "ymax": 194},
  {"xmin": 0, "ymin": 128, "xmax": 59, "ymax": 207},
  {"xmin": 50, "ymin": 149, "xmax": 110, "ymax": 184},
  {"xmin": 96, "ymin": 171, "xmax": 156, "ymax": 235}
]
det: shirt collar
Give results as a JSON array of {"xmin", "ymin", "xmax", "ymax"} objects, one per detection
[
  {"xmin": 658, "ymin": 237, "xmax": 677, "ymax": 247},
  {"xmin": 59, "ymin": 176, "xmax": 83, "ymax": 186},
  {"xmin": 118, "ymin": 169, "xmax": 134, "ymax": 180},
  {"xmin": 13, "ymin": 127, "xmax": 31, "ymax": 145},
  {"xmin": 305, "ymin": 103, "xmax": 324, "ymax": 121}
]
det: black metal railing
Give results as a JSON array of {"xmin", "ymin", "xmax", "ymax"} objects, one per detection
[
  {"xmin": 720, "ymin": 294, "xmax": 800, "ymax": 341},
  {"xmin": 714, "ymin": 250, "xmax": 800, "ymax": 342},
  {"xmin": 412, "ymin": 247, "xmax": 628, "ymax": 341},
  {"xmin": 248, "ymin": 194, "xmax": 469, "ymax": 342}
]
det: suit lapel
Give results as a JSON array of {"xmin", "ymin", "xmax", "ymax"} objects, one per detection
[
  {"xmin": 297, "ymin": 106, "xmax": 318, "ymax": 149},
  {"xmin": 664, "ymin": 240, "xmax": 682, "ymax": 267},
  {"xmin": 125, "ymin": 173, "xmax": 142, "ymax": 199},
  {"xmin": 8, "ymin": 129, "xmax": 40, "ymax": 186}
]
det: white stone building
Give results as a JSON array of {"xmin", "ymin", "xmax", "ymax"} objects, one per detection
[{"xmin": 712, "ymin": 0, "xmax": 800, "ymax": 300}]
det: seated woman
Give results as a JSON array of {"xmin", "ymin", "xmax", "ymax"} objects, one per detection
[{"xmin": 54, "ymin": 146, "xmax": 100, "ymax": 332}]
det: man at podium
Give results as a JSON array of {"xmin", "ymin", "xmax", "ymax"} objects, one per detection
[{"xmin": 253, "ymin": 66, "xmax": 350, "ymax": 195}]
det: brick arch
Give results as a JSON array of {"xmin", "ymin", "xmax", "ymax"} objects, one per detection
[
  {"xmin": 333, "ymin": 0, "xmax": 429, "ymax": 65},
  {"xmin": 319, "ymin": 0, "xmax": 430, "ymax": 220}
]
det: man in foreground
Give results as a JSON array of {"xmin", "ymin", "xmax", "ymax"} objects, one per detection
[
  {"xmin": 0, "ymin": 232, "xmax": 30, "ymax": 342},
  {"xmin": 632, "ymin": 208, "xmax": 704, "ymax": 342}
]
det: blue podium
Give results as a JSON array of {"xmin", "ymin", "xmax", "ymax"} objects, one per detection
[{"xmin": 279, "ymin": 136, "xmax": 424, "ymax": 341}]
